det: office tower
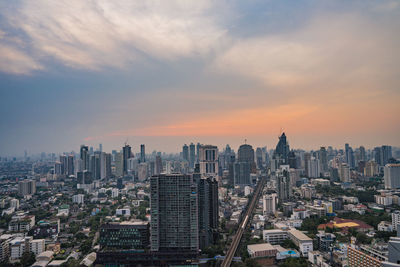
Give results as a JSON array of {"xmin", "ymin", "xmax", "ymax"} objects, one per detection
[
  {"xmin": 80, "ymin": 145, "xmax": 89, "ymax": 170},
  {"xmin": 359, "ymin": 146, "xmax": 366, "ymax": 162},
  {"xmin": 100, "ymin": 153, "xmax": 112, "ymax": 180},
  {"xmin": 238, "ymin": 144, "xmax": 255, "ymax": 163},
  {"xmin": 140, "ymin": 144, "xmax": 146, "ymax": 163},
  {"xmin": 67, "ymin": 155, "xmax": 74, "ymax": 176},
  {"xmin": 77, "ymin": 170, "xmax": 93, "ymax": 184},
  {"xmin": 99, "ymin": 222, "xmax": 150, "ymax": 250},
  {"xmin": 382, "ymin": 145, "xmax": 393, "ymax": 166},
  {"xmin": 319, "ymin": 147, "xmax": 328, "ymax": 173},
  {"xmin": 288, "ymin": 151, "xmax": 297, "ymax": 169},
  {"xmin": 196, "ymin": 143, "xmax": 201, "ymax": 163},
  {"xmin": 263, "ymin": 194, "xmax": 277, "ymax": 215},
  {"xmin": 89, "ymin": 153, "xmax": 101, "ymax": 180},
  {"xmin": 364, "ymin": 161, "xmax": 379, "ymax": 177},
  {"xmin": 384, "ymin": 164, "xmax": 400, "ymax": 189},
  {"xmin": 199, "ymin": 145, "xmax": 219, "ymax": 178},
  {"xmin": 345, "ymin": 143, "xmax": 355, "ymax": 168},
  {"xmin": 123, "ymin": 144, "xmax": 132, "ymax": 175},
  {"xmin": 59, "ymin": 155, "xmax": 67, "ymax": 175},
  {"xmin": 339, "ymin": 163, "xmax": 350, "ymax": 182},
  {"xmin": 54, "ymin": 162, "xmax": 62, "ymax": 175},
  {"xmin": 308, "ymin": 157, "xmax": 320, "ymax": 178},
  {"xmin": 189, "ymin": 143, "xmax": 196, "ymax": 169},
  {"xmin": 197, "ymin": 176, "xmax": 218, "ymax": 249},
  {"xmin": 150, "ymin": 174, "xmax": 198, "ymax": 252},
  {"xmin": 99, "ymin": 143, "xmax": 103, "ymax": 152},
  {"xmin": 256, "ymin": 148, "xmax": 263, "ymax": 169},
  {"xmin": 18, "ymin": 180, "xmax": 36, "ymax": 196},
  {"xmin": 374, "ymin": 146, "xmax": 382, "ymax": 165},
  {"xmin": 155, "ymin": 155, "xmax": 162, "ymax": 175},
  {"xmin": 233, "ymin": 162, "xmax": 251, "ymax": 185},
  {"xmin": 182, "ymin": 144, "xmax": 189, "ymax": 162},
  {"xmin": 276, "ymin": 172, "xmax": 290, "ymax": 202},
  {"xmin": 138, "ymin": 163, "xmax": 148, "ymax": 181},
  {"xmin": 115, "ymin": 152, "xmax": 124, "ymax": 177},
  {"xmin": 274, "ymin": 132, "xmax": 290, "ymax": 166},
  {"xmin": 304, "ymin": 153, "xmax": 311, "ymax": 177}
]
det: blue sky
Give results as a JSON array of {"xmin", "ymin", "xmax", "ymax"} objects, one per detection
[{"xmin": 1, "ymin": 0, "xmax": 400, "ymax": 155}]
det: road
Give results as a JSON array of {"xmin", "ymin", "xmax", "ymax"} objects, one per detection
[{"xmin": 221, "ymin": 176, "xmax": 266, "ymax": 267}]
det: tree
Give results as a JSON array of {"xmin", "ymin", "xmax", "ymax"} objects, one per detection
[
  {"xmin": 278, "ymin": 257, "xmax": 308, "ymax": 267},
  {"xmin": 20, "ymin": 251, "xmax": 36, "ymax": 267}
]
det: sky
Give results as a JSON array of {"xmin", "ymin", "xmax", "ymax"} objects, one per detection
[{"xmin": 0, "ymin": 0, "xmax": 400, "ymax": 156}]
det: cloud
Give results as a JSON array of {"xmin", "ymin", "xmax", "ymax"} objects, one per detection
[
  {"xmin": 212, "ymin": 12, "xmax": 400, "ymax": 98},
  {"xmin": 0, "ymin": 0, "xmax": 225, "ymax": 71}
]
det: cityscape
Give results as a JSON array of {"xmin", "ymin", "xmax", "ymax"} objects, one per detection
[
  {"xmin": 0, "ymin": 137, "xmax": 400, "ymax": 267},
  {"xmin": 1, "ymin": 1, "xmax": 400, "ymax": 267}
]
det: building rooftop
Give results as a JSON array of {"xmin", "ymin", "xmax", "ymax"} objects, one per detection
[
  {"xmin": 288, "ymin": 229, "xmax": 312, "ymax": 241},
  {"xmin": 248, "ymin": 243, "xmax": 276, "ymax": 252}
]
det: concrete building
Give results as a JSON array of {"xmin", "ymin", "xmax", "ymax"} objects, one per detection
[
  {"xmin": 347, "ymin": 246, "xmax": 382, "ymax": 267},
  {"xmin": 72, "ymin": 194, "xmax": 84, "ymax": 204},
  {"xmin": 199, "ymin": 145, "xmax": 218, "ymax": 178},
  {"xmin": 150, "ymin": 174, "xmax": 198, "ymax": 252},
  {"xmin": 262, "ymin": 229, "xmax": 288, "ymax": 245},
  {"xmin": 287, "ymin": 229, "xmax": 313, "ymax": 256},
  {"xmin": 392, "ymin": 211, "xmax": 400, "ymax": 232},
  {"xmin": 247, "ymin": 243, "xmax": 277, "ymax": 258},
  {"xmin": 18, "ymin": 180, "xmax": 36, "ymax": 196},
  {"xmin": 263, "ymin": 194, "xmax": 277, "ymax": 215},
  {"xmin": 384, "ymin": 164, "xmax": 400, "ymax": 189}
]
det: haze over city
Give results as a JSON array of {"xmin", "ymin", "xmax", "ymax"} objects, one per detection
[{"xmin": 1, "ymin": 0, "xmax": 400, "ymax": 155}]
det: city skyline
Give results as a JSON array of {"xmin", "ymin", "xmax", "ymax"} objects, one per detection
[{"xmin": 1, "ymin": 0, "xmax": 400, "ymax": 154}]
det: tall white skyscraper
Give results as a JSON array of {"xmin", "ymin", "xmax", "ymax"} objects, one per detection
[{"xmin": 263, "ymin": 194, "xmax": 277, "ymax": 215}]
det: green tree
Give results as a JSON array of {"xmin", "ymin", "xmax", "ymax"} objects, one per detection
[
  {"xmin": 278, "ymin": 257, "xmax": 308, "ymax": 267},
  {"xmin": 20, "ymin": 252, "xmax": 36, "ymax": 267}
]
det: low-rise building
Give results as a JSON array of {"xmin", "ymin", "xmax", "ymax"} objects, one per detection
[
  {"xmin": 262, "ymin": 229, "xmax": 288, "ymax": 245},
  {"xmin": 287, "ymin": 229, "xmax": 313, "ymax": 256},
  {"xmin": 247, "ymin": 243, "xmax": 277, "ymax": 258}
]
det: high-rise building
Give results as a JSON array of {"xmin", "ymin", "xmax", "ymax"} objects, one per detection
[
  {"xmin": 263, "ymin": 194, "xmax": 277, "ymax": 215},
  {"xmin": 256, "ymin": 148, "xmax": 263, "ymax": 169},
  {"xmin": 233, "ymin": 162, "xmax": 251, "ymax": 185},
  {"xmin": 276, "ymin": 172, "xmax": 290, "ymax": 202},
  {"xmin": 274, "ymin": 132, "xmax": 290, "ymax": 165},
  {"xmin": 197, "ymin": 176, "xmax": 218, "ymax": 249},
  {"xmin": 189, "ymin": 143, "xmax": 196, "ymax": 169},
  {"xmin": 80, "ymin": 145, "xmax": 89, "ymax": 170},
  {"xmin": 67, "ymin": 155, "xmax": 74, "ymax": 176},
  {"xmin": 18, "ymin": 180, "xmax": 36, "ymax": 196},
  {"xmin": 238, "ymin": 144, "xmax": 255, "ymax": 163},
  {"xmin": 155, "ymin": 155, "xmax": 162, "ymax": 175},
  {"xmin": 182, "ymin": 144, "xmax": 189, "ymax": 162},
  {"xmin": 339, "ymin": 163, "xmax": 350, "ymax": 183},
  {"xmin": 199, "ymin": 145, "xmax": 218, "ymax": 178},
  {"xmin": 89, "ymin": 153, "xmax": 101, "ymax": 180},
  {"xmin": 140, "ymin": 144, "xmax": 146, "ymax": 163},
  {"xmin": 59, "ymin": 155, "xmax": 67, "ymax": 175},
  {"xmin": 384, "ymin": 164, "xmax": 400, "ymax": 189},
  {"xmin": 123, "ymin": 144, "xmax": 132, "ymax": 175},
  {"xmin": 304, "ymin": 153, "xmax": 311, "ymax": 178},
  {"xmin": 382, "ymin": 145, "xmax": 393, "ymax": 166},
  {"xmin": 319, "ymin": 147, "xmax": 328, "ymax": 173},
  {"xmin": 115, "ymin": 152, "xmax": 124, "ymax": 177},
  {"xmin": 100, "ymin": 153, "xmax": 112, "ymax": 180},
  {"xmin": 150, "ymin": 174, "xmax": 198, "ymax": 252}
]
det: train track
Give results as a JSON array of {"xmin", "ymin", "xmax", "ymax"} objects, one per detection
[{"xmin": 221, "ymin": 176, "xmax": 266, "ymax": 267}]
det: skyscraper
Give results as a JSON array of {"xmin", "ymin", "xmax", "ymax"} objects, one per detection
[
  {"xmin": 123, "ymin": 144, "xmax": 132, "ymax": 175},
  {"xmin": 199, "ymin": 145, "xmax": 218, "ymax": 178},
  {"xmin": 80, "ymin": 145, "xmax": 89, "ymax": 170},
  {"xmin": 238, "ymin": 144, "xmax": 255, "ymax": 163},
  {"xmin": 384, "ymin": 164, "xmax": 400, "ymax": 189},
  {"xmin": 197, "ymin": 176, "xmax": 218, "ymax": 249},
  {"xmin": 319, "ymin": 147, "xmax": 328, "ymax": 173},
  {"xmin": 67, "ymin": 155, "xmax": 74, "ymax": 176},
  {"xmin": 189, "ymin": 143, "xmax": 196, "ymax": 169},
  {"xmin": 182, "ymin": 144, "xmax": 189, "ymax": 162},
  {"xmin": 233, "ymin": 162, "xmax": 251, "ymax": 185},
  {"xmin": 155, "ymin": 155, "xmax": 162, "ymax": 175},
  {"xmin": 140, "ymin": 144, "xmax": 146, "ymax": 163},
  {"xmin": 274, "ymin": 132, "xmax": 290, "ymax": 165},
  {"xmin": 276, "ymin": 171, "xmax": 290, "ymax": 202},
  {"xmin": 150, "ymin": 174, "xmax": 198, "ymax": 252}
]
